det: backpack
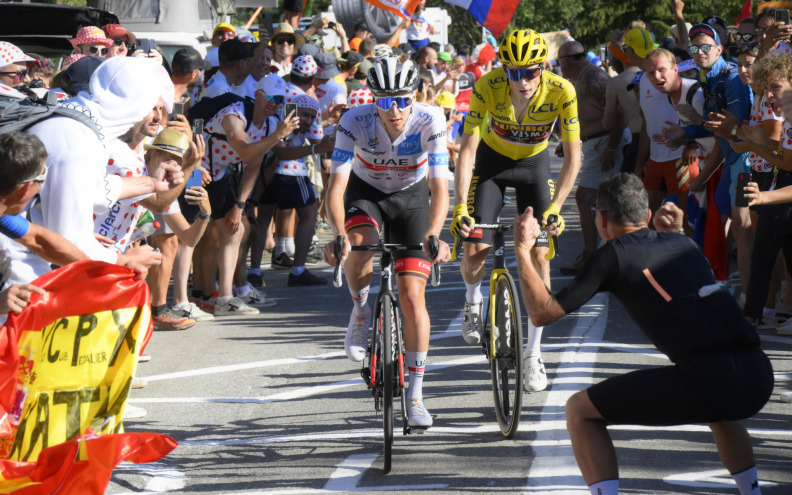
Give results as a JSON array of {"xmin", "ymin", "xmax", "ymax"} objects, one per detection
[
  {"xmin": 0, "ymin": 89, "xmax": 101, "ymax": 139},
  {"xmin": 686, "ymin": 62, "xmax": 738, "ymax": 114},
  {"xmin": 186, "ymin": 92, "xmax": 255, "ymax": 176}
]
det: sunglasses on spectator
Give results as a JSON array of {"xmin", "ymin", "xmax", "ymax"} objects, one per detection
[
  {"xmin": 277, "ymin": 38, "xmax": 295, "ymax": 45},
  {"xmin": 0, "ymin": 69, "xmax": 27, "ymax": 83},
  {"xmin": 756, "ymin": 27, "xmax": 771, "ymax": 36},
  {"xmin": 262, "ymin": 94, "xmax": 284, "ymax": 104},
  {"xmin": 734, "ymin": 33, "xmax": 755, "ymax": 42},
  {"xmin": 590, "ymin": 204, "xmax": 607, "ymax": 221},
  {"xmin": 21, "ymin": 165, "xmax": 48, "ymax": 184},
  {"xmin": 26, "ymin": 59, "xmax": 53, "ymax": 69},
  {"xmin": 560, "ymin": 51, "xmax": 587, "ymax": 60},
  {"xmin": 689, "ymin": 44, "xmax": 716, "ymax": 54},
  {"xmin": 87, "ymin": 46, "xmax": 108, "ymax": 56},
  {"xmin": 111, "ymin": 38, "xmax": 126, "ymax": 46},
  {"xmin": 374, "ymin": 96, "xmax": 414, "ymax": 110},
  {"xmin": 505, "ymin": 66, "xmax": 542, "ymax": 81}
]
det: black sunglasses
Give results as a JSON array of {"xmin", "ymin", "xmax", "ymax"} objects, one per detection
[
  {"xmin": 277, "ymin": 38, "xmax": 295, "ymax": 45},
  {"xmin": 559, "ymin": 52, "xmax": 587, "ymax": 60}
]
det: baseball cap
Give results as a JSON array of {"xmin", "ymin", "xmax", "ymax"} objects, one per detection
[
  {"xmin": 64, "ymin": 56, "xmax": 106, "ymax": 96},
  {"xmin": 144, "ymin": 129, "xmax": 191, "ymax": 158},
  {"xmin": 172, "ymin": 47, "xmax": 212, "ymax": 73},
  {"xmin": 356, "ymin": 59, "xmax": 374, "ymax": 79},
  {"xmin": 435, "ymin": 91, "xmax": 456, "ymax": 109},
  {"xmin": 609, "ymin": 44, "xmax": 630, "ymax": 63},
  {"xmin": 689, "ymin": 23, "xmax": 721, "ymax": 45},
  {"xmin": 102, "ymin": 24, "xmax": 136, "ymax": 43},
  {"xmin": 339, "ymin": 51, "xmax": 363, "ymax": 70},
  {"xmin": 291, "ymin": 55, "xmax": 319, "ymax": 77},
  {"xmin": 438, "ymin": 51, "xmax": 452, "ymax": 62},
  {"xmin": 70, "ymin": 26, "xmax": 113, "ymax": 48},
  {"xmin": 314, "ymin": 52, "xmax": 340, "ymax": 79},
  {"xmin": 213, "ymin": 23, "xmax": 237, "ymax": 37},
  {"xmin": 624, "ymin": 28, "xmax": 653, "ymax": 58},
  {"xmin": 0, "ymin": 41, "xmax": 34, "ymax": 68},
  {"xmin": 257, "ymin": 73, "xmax": 287, "ymax": 96},
  {"xmin": 218, "ymin": 38, "xmax": 254, "ymax": 62},
  {"xmin": 298, "ymin": 43, "xmax": 320, "ymax": 57},
  {"xmin": 626, "ymin": 71, "xmax": 644, "ymax": 91},
  {"xmin": 702, "ymin": 16, "xmax": 727, "ymax": 29}
]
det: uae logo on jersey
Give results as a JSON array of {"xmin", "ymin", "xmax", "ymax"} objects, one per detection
[{"xmin": 490, "ymin": 118, "xmax": 553, "ymax": 144}]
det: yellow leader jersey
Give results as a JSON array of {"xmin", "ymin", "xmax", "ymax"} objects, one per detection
[{"xmin": 464, "ymin": 68, "xmax": 580, "ymax": 161}]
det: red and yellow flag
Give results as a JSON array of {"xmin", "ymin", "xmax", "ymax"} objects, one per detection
[{"xmin": 363, "ymin": 0, "xmax": 421, "ymax": 20}]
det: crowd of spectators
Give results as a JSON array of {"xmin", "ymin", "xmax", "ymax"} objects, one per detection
[{"xmin": 2, "ymin": 0, "xmax": 792, "ymax": 415}]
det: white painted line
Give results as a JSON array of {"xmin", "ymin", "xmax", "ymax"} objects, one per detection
[
  {"xmin": 322, "ymin": 453, "xmax": 378, "ymax": 491},
  {"xmin": 525, "ymin": 292, "xmax": 609, "ymax": 494},
  {"xmin": 112, "ymin": 462, "xmax": 186, "ymax": 493},
  {"xmin": 663, "ymin": 469, "xmax": 778, "ymax": 489}
]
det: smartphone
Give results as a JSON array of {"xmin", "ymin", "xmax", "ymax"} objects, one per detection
[
  {"xmin": 735, "ymin": 172, "xmax": 752, "ymax": 207},
  {"xmin": 192, "ymin": 118, "xmax": 204, "ymax": 142},
  {"xmin": 171, "ymin": 102, "xmax": 184, "ymax": 119},
  {"xmin": 328, "ymin": 21, "xmax": 337, "ymax": 29},
  {"xmin": 186, "ymin": 168, "xmax": 203, "ymax": 190},
  {"xmin": 600, "ymin": 44, "xmax": 608, "ymax": 62},
  {"xmin": 775, "ymin": 8, "xmax": 790, "ymax": 25},
  {"xmin": 284, "ymin": 102, "xmax": 298, "ymax": 118},
  {"xmin": 137, "ymin": 38, "xmax": 156, "ymax": 53}
]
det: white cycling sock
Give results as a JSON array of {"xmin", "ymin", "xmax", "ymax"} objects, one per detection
[
  {"xmin": 286, "ymin": 237, "xmax": 295, "ymax": 257},
  {"xmin": 732, "ymin": 466, "xmax": 761, "ymax": 495},
  {"xmin": 465, "ymin": 281, "xmax": 482, "ymax": 304},
  {"xmin": 588, "ymin": 479, "xmax": 618, "ymax": 495},
  {"xmin": 350, "ymin": 285, "xmax": 370, "ymax": 315},
  {"xmin": 406, "ymin": 351, "xmax": 426, "ymax": 400},
  {"xmin": 216, "ymin": 295, "xmax": 232, "ymax": 305},
  {"xmin": 525, "ymin": 320, "xmax": 543, "ymax": 357},
  {"xmin": 275, "ymin": 237, "xmax": 287, "ymax": 256},
  {"xmin": 234, "ymin": 284, "xmax": 251, "ymax": 297}
]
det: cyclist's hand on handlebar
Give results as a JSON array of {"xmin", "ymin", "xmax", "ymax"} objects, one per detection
[
  {"xmin": 542, "ymin": 202, "xmax": 565, "ymax": 237},
  {"xmin": 514, "ymin": 207, "xmax": 542, "ymax": 250},
  {"xmin": 424, "ymin": 236, "xmax": 451, "ymax": 263},
  {"xmin": 323, "ymin": 237, "xmax": 350, "ymax": 265},
  {"xmin": 449, "ymin": 203, "xmax": 474, "ymax": 238}
]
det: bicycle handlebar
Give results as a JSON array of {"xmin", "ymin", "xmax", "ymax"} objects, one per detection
[
  {"xmin": 333, "ymin": 235, "xmax": 345, "ymax": 287},
  {"xmin": 428, "ymin": 235, "xmax": 440, "ymax": 287},
  {"xmin": 546, "ymin": 214, "xmax": 559, "ymax": 258},
  {"xmin": 332, "ymin": 237, "xmax": 441, "ymax": 288}
]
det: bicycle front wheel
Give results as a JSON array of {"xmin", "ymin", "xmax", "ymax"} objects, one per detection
[
  {"xmin": 489, "ymin": 272, "xmax": 524, "ymax": 438},
  {"xmin": 379, "ymin": 296, "xmax": 395, "ymax": 473}
]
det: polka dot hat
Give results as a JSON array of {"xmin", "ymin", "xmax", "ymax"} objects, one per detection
[
  {"xmin": 295, "ymin": 93, "xmax": 320, "ymax": 114},
  {"xmin": 347, "ymin": 86, "xmax": 373, "ymax": 108},
  {"xmin": 0, "ymin": 42, "xmax": 34, "ymax": 67},
  {"xmin": 70, "ymin": 26, "xmax": 113, "ymax": 48},
  {"xmin": 291, "ymin": 55, "xmax": 319, "ymax": 77}
]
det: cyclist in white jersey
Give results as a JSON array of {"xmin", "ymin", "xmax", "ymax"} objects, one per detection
[{"xmin": 324, "ymin": 57, "xmax": 451, "ymax": 429}]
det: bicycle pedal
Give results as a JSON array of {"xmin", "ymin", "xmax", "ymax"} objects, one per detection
[{"xmin": 406, "ymin": 425, "xmax": 430, "ymax": 435}]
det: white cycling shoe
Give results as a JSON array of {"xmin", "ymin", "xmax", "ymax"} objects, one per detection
[
  {"xmin": 407, "ymin": 397, "xmax": 433, "ymax": 428},
  {"xmin": 461, "ymin": 301, "xmax": 483, "ymax": 345},
  {"xmin": 524, "ymin": 356, "xmax": 548, "ymax": 392},
  {"xmin": 344, "ymin": 307, "xmax": 371, "ymax": 362}
]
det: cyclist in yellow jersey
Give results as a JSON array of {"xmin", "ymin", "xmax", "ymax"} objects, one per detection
[{"xmin": 450, "ymin": 29, "xmax": 582, "ymax": 392}]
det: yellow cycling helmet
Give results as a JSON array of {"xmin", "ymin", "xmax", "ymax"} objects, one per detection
[{"xmin": 498, "ymin": 29, "xmax": 548, "ymax": 66}]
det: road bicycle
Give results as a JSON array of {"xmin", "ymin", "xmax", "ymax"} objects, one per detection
[
  {"xmin": 452, "ymin": 215, "xmax": 557, "ymax": 438},
  {"xmin": 333, "ymin": 235, "xmax": 440, "ymax": 473}
]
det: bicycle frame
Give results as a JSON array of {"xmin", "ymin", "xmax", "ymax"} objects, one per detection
[{"xmin": 488, "ymin": 228, "xmax": 509, "ymax": 360}]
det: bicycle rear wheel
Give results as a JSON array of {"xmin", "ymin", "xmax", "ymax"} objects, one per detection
[
  {"xmin": 489, "ymin": 272, "xmax": 524, "ymax": 438},
  {"xmin": 379, "ymin": 296, "xmax": 395, "ymax": 473}
]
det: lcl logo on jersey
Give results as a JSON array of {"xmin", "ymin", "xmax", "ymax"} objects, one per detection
[{"xmin": 488, "ymin": 75, "xmax": 507, "ymax": 90}]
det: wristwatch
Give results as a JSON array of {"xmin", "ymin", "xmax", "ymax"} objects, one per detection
[
  {"xmin": 197, "ymin": 211, "xmax": 211, "ymax": 220},
  {"xmin": 234, "ymin": 200, "xmax": 246, "ymax": 209}
]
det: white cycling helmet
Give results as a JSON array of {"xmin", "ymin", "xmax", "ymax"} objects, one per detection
[
  {"xmin": 373, "ymin": 43, "xmax": 394, "ymax": 58},
  {"xmin": 367, "ymin": 56, "xmax": 420, "ymax": 96}
]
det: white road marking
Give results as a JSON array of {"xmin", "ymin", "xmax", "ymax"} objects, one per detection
[
  {"xmin": 112, "ymin": 462, "xmax": 186, "ymax": 493},
  {"xmin": 663, "ymin": 469, "xmax": 778, "ymax": 489},
  {"xmin": 524, "ymin": 292, "xmax": 609, "ymax": 493}
]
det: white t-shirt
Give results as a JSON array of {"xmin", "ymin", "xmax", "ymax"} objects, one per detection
[
  {"xmin": 278, "ymin": 132, "xmax": 311, "ymax": 177},
  {"xmin": 639, "ymin": 76, "xmax": 685, "ymax": 162},
  {"xmin": 205, "ymin": 47, "xmax": 220, "ymax": 67},
  {"xmin": 200, "ymin": 71, "xmax": 233, "ymax": 100},
  {"xmin": 93, "ymin": 140, "xmax": 148, "ymax": 253},
  {"xmin": 331, "ymin": 103, "xmax": 450, "ymax": 194},
  {"xmin": 201, "ymin": 101, "xmax": 280, "ymax": 181},
  {"xmin": 406, "ymin": 15, "xmax": 432, "ymax": 41},
  {"xmin": 314, "ymin": 78, "xmax": 346, "ymax": 115},
  {"xmin": 234, "ymin": 74, "xmax": 258, "ymax": 99},
  {"xmin": 271, "ymin": 59, "xmax": 291, "ymax": 78},
  {"xmin": 749, "ymin": 94, "xmax": 783, "ymax": 173}
]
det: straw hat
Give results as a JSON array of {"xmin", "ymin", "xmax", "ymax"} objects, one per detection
[
  {"xmin": 144, "ymin": 129, "xmax": 190, "ymax": 158},
  {"xmin": 270, "ymin": 23, "xmax": 305, "ymax": 51}
]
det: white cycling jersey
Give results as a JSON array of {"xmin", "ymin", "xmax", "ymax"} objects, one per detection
[{"xmin": 330, "ymin": 102, "xmax": 450, "ymax": 194}]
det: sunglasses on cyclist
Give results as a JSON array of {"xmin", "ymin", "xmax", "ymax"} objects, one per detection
[
  {"xmin": 374, "ymin": 96, "xmax": 414, "ymax": 110},
  {"xmin": 21, "ymin": 165, "xmax": 48, "ymax": 184},
  {"xmin": 262, "ymin": 94, "xmax": 284, "ymax": 104},
  {"xmin": 689, "ymin": 44, "xmax": 715, "ymax": 54},
  {"xmin": 277, "ymin": 37, "xmax": 295, "ymax": 45},
  {"xmin": 505, "ymin": 66, "xmax": 542, "ymax": 82},
  {"xmin": 733, "ymin": 33, "xmax": 755, "ymax": 42},
  {"xmin": 0, "ymin": 68, "xmax": 27, "ymax": 82},
  {"xmin": 87, "ymin": 45, "xmax": 108, "ymax": 56}
]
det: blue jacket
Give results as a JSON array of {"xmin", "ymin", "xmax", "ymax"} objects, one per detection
[{"xmin": 684, "ymin": 56, "xmax": 753, "ymax": 166}]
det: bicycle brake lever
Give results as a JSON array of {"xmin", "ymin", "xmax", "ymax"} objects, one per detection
[
  {"xmin": 546, "ymin": 214, "xmax": 559, "ymax": 259},
  {"xmin": 428, "ymin": 235, "xmax": 441, "ymax": 287},
  {"xmin": 333, "ymin": 235, "xmax": 344, "ymax": 287},
  {"xmin": 451, "ymin": 217, "xmax": 471, "ymax": 262}
]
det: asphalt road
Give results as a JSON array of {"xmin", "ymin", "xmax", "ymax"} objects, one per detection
[{"xmin": 108, "ymin": 156, "xmax": 792, "ymax": 494}]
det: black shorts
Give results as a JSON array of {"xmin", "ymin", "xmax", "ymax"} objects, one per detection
[
  {"xmin": 283, "ymin": 0, "xmax": 304, "ymax": 11},
  {"xmin": 588, "ymin": 347, "xmax": 773, "ymax": 426},
  {"xmin": 259, "ymin": 174, "xmax": 316, "ymax": 210},
  {"xmin": 344, "ymin": 173, "xmax": 431, "ymax": 277},
  {"xmin": 466, "ymin": 141, "xmax": 552, "ymax": 247},
  {"xmin": 204, "ymin": 170, "xmax": 241, "ymax": 221}
]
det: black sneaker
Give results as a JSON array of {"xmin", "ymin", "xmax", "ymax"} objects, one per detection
[
  {"xmin": 305, "ymin": 244, "xmax": 324, "ymax": 265},
  {"xmin": 247, "ymin": 272, "xmax": 264, "ymax": 287},
  {"xmin": 271, "ymin": 252, "xmax": 293, "ymax": 269},
  {"xmin": 288, "ymin": 269, "xmax": 328, "ymax": 286}
]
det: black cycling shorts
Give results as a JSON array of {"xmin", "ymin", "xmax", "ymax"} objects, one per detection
[
  {"xmin": 204, "ymin": 169, "xmax": 241, "ymax": 221},
  {"xmin": 588, "ymin": 347, "xmax": 773, "ymax": 426},
  {"xmin": 344, "ymin": 173, "xmax": 431, "ymax": 277},
  {"xmin": 466, "ymin": 141, "xmax": 552, "ymax": 247}
]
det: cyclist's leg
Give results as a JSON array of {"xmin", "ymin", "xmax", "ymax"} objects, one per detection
[{"xmin": 512, "ymin": 152, "xmax": 552, "ymax": 391}]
